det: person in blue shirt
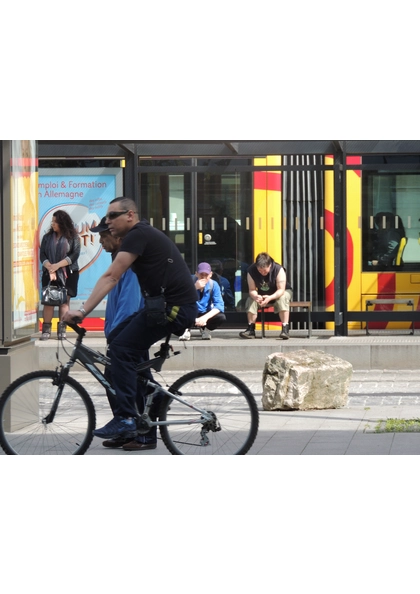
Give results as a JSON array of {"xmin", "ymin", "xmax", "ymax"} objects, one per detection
[
  {"xmin": 179, "ymin": 262, "xmax": 226, "ymax": 341},
  {"xmin": 91, "ymin": 216, "xmax": 157, "ymax": 452}
]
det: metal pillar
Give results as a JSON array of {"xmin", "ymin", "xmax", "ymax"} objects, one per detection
[
  {"xmin": 333, "ymin": 142, "xmax": 348, "ymax": 336},
  {"xmin": 119, "ymin": 144, "xmax": 138, "ymax": 204}
]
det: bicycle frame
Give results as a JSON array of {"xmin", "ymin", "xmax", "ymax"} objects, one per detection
[
  {"xmin": 64, "ymin": 324, "xmax": 213, "ymax": 428},
  {"xmin": 61, "ymin": 330, "xmax": 115, "ymax": 396},
  {"xmin": 139, "ymin": 381, "xmax": 214, "ymax": 429}
]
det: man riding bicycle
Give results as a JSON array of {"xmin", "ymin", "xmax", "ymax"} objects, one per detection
[{"xmin": 63, "ymin": 197, "xmax": 198, "ymax": 441}]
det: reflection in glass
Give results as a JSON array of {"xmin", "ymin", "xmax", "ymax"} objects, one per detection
[{"xmin": 367, "ymin": 212, "xmax": 406, "ymax": 270}]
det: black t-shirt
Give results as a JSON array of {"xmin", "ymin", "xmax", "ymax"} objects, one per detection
[
  {"xmin": 119, "ymin": 221, "xmax": 197, "ymax": 305},
  {"xmin": 247, "ymin": 262, "xmax": 292, "ymax": 295}
]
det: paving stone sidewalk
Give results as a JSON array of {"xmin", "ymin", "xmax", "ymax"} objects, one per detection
[
  {"xmin": 82, "ymin": 369, "xmax": 420, "ymax": 456},
  {"xmin": 2, "ymin": 369, "xmax": 420, "ymax": 456}
]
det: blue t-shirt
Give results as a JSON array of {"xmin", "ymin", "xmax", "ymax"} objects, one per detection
[
  {"xmin": 105, "ymin": 268, "xmax": 143, "ymax": 339},
  {"xmin": 192, "ymin": 275, "xmax": 225, "ymax": 315}
]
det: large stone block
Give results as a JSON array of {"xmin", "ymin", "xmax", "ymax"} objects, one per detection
[{"xmin": 262, "ymin": 350, "xmax": 353, "ymax": 411}]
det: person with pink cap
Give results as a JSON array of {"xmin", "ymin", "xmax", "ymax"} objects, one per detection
[{"xmin": 179, "ymin": 262, "xmax": 226, "ymax": 341}]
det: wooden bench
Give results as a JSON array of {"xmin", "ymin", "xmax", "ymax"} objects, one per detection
[
  {"xmin": 260, "ymin": 301, "xmax": 312, "ymax": 338},
  {"xmin": 365, "ymin": 299, "xmax": 414, "ymax": 335}
]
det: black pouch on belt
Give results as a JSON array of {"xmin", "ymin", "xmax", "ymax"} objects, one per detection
[{"xmin": 144, "ymin": 294, "xmax": 167, "ymax": 327}]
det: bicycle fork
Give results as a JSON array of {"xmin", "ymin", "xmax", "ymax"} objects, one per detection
[{"xmin": 42, "ymin": 366, "xmax": 71, "ymax": 425}]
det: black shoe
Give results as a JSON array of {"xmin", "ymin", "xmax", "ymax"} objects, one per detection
[
  {"xmin": 102, "ymin": 436, "xmax": 135, "ymax": 449},
  {"xmin": 279, "ymin": 324, "xmax": 290, "ymax": 340},
  {"xmin": 239, "ymin": 327, "xmax": 256, "ymax": 339},
  {"xmin": 122, "ymin": 440, "xmax": 157, "ymax": 451}
]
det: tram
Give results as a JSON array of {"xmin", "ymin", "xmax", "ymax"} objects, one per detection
[{"xmin": 252, "ymin": 152, "xmax": 420, "ymax": 333}]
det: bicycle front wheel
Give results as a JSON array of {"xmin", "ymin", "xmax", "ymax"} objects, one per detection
[
  {"xmin": 159, "ymin": 369, "xmax": 259, "ymax": 455},
  {"xmin": 0, "ymin": 371, "xmax": 96, "ymax": 455}
]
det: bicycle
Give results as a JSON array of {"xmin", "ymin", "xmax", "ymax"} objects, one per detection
[{"xmin": 0, "ymin": 323, "xmax": 259, "ymax": 455}]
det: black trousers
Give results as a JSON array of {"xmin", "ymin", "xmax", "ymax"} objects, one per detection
[
  {"xmin": 196, "ymin": 311, "xmax": 226, "ymax": 331},
  {"xmin": 107, "ymin": 303, "xmax": 197, "ymax": 419}
]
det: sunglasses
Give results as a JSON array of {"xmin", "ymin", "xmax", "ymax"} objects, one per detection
[{"xmin": 105, "ymin": 210, "xmax": 129, "ymax": 220}]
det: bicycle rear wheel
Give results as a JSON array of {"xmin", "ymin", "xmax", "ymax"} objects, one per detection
[
  {"xmin": 159, "ymin": 369, "xmax": 259, "ymax": 455},
  {"xmin": 0, "ymin": 371, "xmax": 96, "ymax": 455}
]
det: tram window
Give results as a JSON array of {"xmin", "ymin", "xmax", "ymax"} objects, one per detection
[{"xmin": 362, "ymin": 172, "xmax": 420, "ymax": 271}]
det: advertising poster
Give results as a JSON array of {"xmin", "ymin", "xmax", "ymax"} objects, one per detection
[
  {"xmin": 11, "ymin": 140, "xmax": 39, "ymax": 334},
  {"xmin": 38, "ymin": 168, "xmax": 123, "ymax": 325}
]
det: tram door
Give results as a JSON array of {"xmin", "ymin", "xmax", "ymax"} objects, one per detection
[
  {"xmin": 196, "ymin": 167, "xmax": 253, "ymax": 310},
  {"xmin": 138, "ymin": 159, "xmax": 254, "ymax": 311}
]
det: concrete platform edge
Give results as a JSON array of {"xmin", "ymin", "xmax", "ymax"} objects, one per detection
[{"xmin": 34, "ymin": 329, "xmax": 420, "ymax": 371}]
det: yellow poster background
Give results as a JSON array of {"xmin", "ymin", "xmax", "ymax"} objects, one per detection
[{"xmin": 11, "ymin": 140, "xmax": 39, "ymax": 331}]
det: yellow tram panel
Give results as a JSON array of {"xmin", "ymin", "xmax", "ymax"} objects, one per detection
[{"xmin": 253, "ymin": 156, "xmax": 282, "ymax": 331}]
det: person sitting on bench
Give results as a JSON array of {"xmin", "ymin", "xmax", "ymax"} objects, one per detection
[{"xmin": 239, "ymin": 252, "xmax": 293, "ymax": 340}]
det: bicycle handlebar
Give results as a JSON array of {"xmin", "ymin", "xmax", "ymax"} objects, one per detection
[{"xmin": 64, "ymin": 321, "xmax": 87, "ymax": 338}]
